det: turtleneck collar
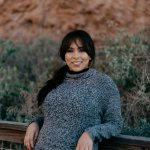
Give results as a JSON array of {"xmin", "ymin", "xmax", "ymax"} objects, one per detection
[
  {"xmin": 67, "ymin": 68, "xmax": 89, "ymax": 74},
  {"xmin": 65, "ymin": 68, "xmax": 97, "ymax": 80}
]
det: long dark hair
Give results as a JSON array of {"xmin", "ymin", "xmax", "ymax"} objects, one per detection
[{"xmin": 37, "ymin": 29, "xmax": 95, "ymax": 106}]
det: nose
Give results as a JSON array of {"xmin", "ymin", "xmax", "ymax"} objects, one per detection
[{"xmin": 73, "ymin": 50, "xmax": 80, "ymax": 59}]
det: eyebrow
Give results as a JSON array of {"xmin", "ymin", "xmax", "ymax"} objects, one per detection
[
  {"xmin": 69, "ymin": 46, "xmax": 83, "ymax": 49},
  {"xmin": 78, "ymin": 46, "xmax": 83, "ymax": 48}
]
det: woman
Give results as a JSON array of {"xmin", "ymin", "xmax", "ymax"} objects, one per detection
[{"xmin": 24, "ymin": 30, "xmax": 122, "ymax": 150}]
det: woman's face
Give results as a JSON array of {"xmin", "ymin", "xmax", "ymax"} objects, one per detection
[{"xmin": 65, "ymin": 39, "xmax": 91, "ymax": 72}]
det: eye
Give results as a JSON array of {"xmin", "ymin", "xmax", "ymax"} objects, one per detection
[
  {"xmin": 79, "ymin": 47, "xmax": 85, "ymax": 52},
  {"xmin": 66, "ymin": 48, "xmax": 73, "ymax": 52}
]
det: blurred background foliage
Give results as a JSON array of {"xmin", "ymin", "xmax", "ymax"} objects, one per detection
[
  {"xmin": 0, "ymin": 29, "xmax": 150, "ymax": 137},
  {"xmin": 97, "ymin": 28, "xmax": 150, "ymax": 136}
]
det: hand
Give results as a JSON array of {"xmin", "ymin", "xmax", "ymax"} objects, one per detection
[
  {"xmin": 76, "ymin": 131, "xmax": 93, "ymax": 150},
  {"xmin": 24, "ymin": 122, "xmax": 40, "ymax": 150}
]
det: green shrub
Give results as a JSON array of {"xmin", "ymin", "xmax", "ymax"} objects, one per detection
[
  {"xmin": 122, "ymin": 119, "xmax": 150, "ymax": 137},
  {"xmin": 96, "ymin": 29, "xmax": 150, "ymax": 128},
  {"xmin": 0, "ymin": 36, "xmax": 59, "ymax": 122},
  {"xmin": 0, "ymin": 39, "xmax": 29, "ymax": 121}
]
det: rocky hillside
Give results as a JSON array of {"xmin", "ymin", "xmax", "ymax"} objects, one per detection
[{"xmin": 0, "ymin": 0, "xmax": 149, "ymax": 43}]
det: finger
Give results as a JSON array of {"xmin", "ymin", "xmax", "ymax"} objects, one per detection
[
  {"xmin": 26, "ymin": 142, "xmax": 31, "ymax": 150},
  {"xmin": 25, "ymin": 135, "xmax": 32, "ymax": 150},
  {"xmin": 28, "ymin": 131, "xmax": 36, "ymax": 148},
  {"xmin": 29, "ymin": 138, "xmax": 34, "ymax": 148},
  {"xmin": 75, "ymin": 147, "xmax": 78, "ymax": 150},
  {"xmin": 24, "ymin": 135, "xmax": 27, "ymax": 146},
  {"xmin": 33, "ymin": 131, "xmax": 38, "ymax": 143},
  {"xmin": 78, "ymin": 146, "xmax": 84, "ymax": 150},
  {"xmin": 88, "ymin": 145, "xmax": 92, "ymax": 150},
  {"xmin": 75, "ymin": 146, "xmax": 79, "ymax": 150},
  {"xmin": 24, "ymin": 136, "xmax": 30, "ymax": 148},
  {"xmin": 84, "ymin": 145, "xmax": 89, "ymax": 150},
  {"xmin": 24, "ymin": 130, "xmax": 30, "ymax": 146}
]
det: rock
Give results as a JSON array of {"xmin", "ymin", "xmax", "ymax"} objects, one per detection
[{"xmin": 0, "ymin": 0, "xmax": 149, "ymax": 43}]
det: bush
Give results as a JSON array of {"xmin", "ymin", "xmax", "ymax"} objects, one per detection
[
  {"xmin": 122, "ymin": 119, "xmax": 150, "ymax": 137},
  {"xmin": 96, "ymin": 28, "xmax": 150, "ymax": 129},
  {"xmin": 0, "ymin": 37, "xmax": 59, "ymax": 122}
]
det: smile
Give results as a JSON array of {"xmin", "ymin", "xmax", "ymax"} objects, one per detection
[{"xmin": 72, "ymin": 61, "xmax": 82, "ymax": 65}]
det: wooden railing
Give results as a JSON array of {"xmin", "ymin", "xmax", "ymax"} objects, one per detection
[
  {"xmin": 0, "ymin": 121, "xmax": 150, "ymax": 150},
  {"xmin": 0, "ymin": 121, "xmax": 27, "ymax": 144}
]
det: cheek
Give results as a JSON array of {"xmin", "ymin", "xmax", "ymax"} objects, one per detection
[
  {"xmin": 65, "ymin": 54, "xmax": 71, "ymax": 63},
  {"xmin": 83, "ymin": 54, "xmax": 90, "ymax": 62},
  {"xmin": 85, "ymin": 59, "xmax": 90, "ymax": 65},
  {"xmin": 85, "ymin": 56, "xmax": 91, "ymax": 66}
]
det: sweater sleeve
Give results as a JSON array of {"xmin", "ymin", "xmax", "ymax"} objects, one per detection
[
  {"xmin": 30, "ymin": 115, "xmax": 44, "ymax": 129},
  {"xmin": 85, "ymin": 75, "xmax": 123, "ymax": 142}
]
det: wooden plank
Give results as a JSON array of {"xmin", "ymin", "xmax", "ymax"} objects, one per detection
[
  {"xmin": 0, "ymin": 121, "xmax": 28, "ymax": 131},
  {"xmin": 110, "ymin": 135, "xmax": 150, "ymax": 147},
  {"xmin": 0, "ymin": 120, "xmax": 150, "ymax": 149},
  {"xmin": 0, "ymin": 129, "xmax": 25, "ymax": 143},
  {"xmin": 100, "ymin": 144, "xmax": 143, "ymax": 150},
  {"xmin": 0, "ymin": 121, "xmax": 27, "ymax": 143},
  {"xmin": 100, "ymin": 135, "xmax": 150, "ymax": 149}
]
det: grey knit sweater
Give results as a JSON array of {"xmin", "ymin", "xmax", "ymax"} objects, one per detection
[{"xmin": 33, "ymin": 68, "xmax": 122, "ymax": 150}]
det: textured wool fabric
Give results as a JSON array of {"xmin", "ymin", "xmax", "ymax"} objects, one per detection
[{"xmin": 33, "ymin": 68, "xmax": 122, "ymax": 150}]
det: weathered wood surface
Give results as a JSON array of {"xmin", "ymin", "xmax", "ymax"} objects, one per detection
[
  {"xmin": 0, "ymin": 120, "xmax": 27, "ymax": 144},
  {"xmin": 100, "ymin": 135, "xmax": 150, "ymax": 150},
  {"xmin": 0, "ymin": 120, "xmax": 150, "ymax": 149}
]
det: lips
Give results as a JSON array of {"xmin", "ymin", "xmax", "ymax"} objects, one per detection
[{"xmin": 72, "ymin": 61, "xmax": 82, "ymax": 65}]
